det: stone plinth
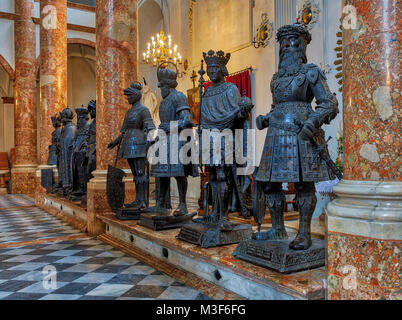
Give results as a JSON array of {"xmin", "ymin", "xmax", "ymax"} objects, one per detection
[
  {"xmin": 97, "ymin": 213, "xmax": 326, "ymax": 300},
  {"xmin": 11, "ymin": 164, "xmax": 37, "ymax": 195}
]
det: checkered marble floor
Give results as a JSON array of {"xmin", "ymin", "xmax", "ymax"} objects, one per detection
[
  {"xmin": 0, "ymin": 238, "xmax": 210, "ymax": 300},
  {"xmin": 0, "ymin": 207, "xmax": 81, "ymax": 244},
  {"xmin": 0, "ymin": 195, "xmax": 211, "ymax": 300},
  {"xmin": 0, "ymin": 194, "xmax": 34, "ymax": 208}
]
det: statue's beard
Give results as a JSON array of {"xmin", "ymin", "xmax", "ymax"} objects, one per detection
[{"xmin": 279, "ymin": 49, "xmax": 306, "ymax": 73}]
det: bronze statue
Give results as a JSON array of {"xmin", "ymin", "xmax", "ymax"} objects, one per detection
[
  {"xmin": 58, "ymin": 107, "xmax": 76, "ymax": 197},
  {"xmin": 108, "ymin": 82, "xmax": 155, "ymax": 215},
  {"xmin": 139, "ymin": 64, "xmax": 198, "ymax": 230},
  {"xmin": 69, "ymin": 106, "xmax": 90, "ymax": 201},
  {"xmin": 150, "ymin": 64, "xmax": 198, "ymax": 215},
  {"xmin": 178, "ymin": 51, "xmax": 253, "ymax": 247},
  {"xmin": 85, "ymin": 100, "xmax": 96, "ymax": 183},
  {"xmin": 234, "ymin": 24, "xmax": 339, "ymax": 273},
  {"xmin": 47, "ymin": 113, "xmax": 62, "ymax": 166}
]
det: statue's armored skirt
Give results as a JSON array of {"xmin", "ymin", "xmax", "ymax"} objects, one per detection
[{"xmin": 256, "ymin": 65, "xmax": 337, "ymax": 183}]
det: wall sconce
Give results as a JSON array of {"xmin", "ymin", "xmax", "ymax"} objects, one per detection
[
  {"xmin": 252, "ymin": 13, "xmax": 273, "ymax": 49},
  {"xmin": 296, "ymin": 0, "xmax": 320, "ymax": 31}
]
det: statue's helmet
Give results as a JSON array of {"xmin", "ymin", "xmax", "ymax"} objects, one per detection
[
  {"xmin": 276, "ymin": 23, "xmax": 312, "ymax": 44},
  {"xmin": 157, "ymin": 63, "xmax": 178, "ymax": 88},
  {"xmin": 203, "ymin": 50, "xmax": 231, "ymax": 77},
  {"xmin": 60, "ymin": 107, "xmax": 74, "ymax": 121},
  {"xmin": 75, "ymin": 106, "xmax": 89, "ymax": 120},
  {"xmin": 124, "ymin": 82, "xmax": 142, "ymax": 99}
]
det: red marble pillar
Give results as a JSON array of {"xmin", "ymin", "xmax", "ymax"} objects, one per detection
[
  {"xmin": 87, "ymin": 0, "xmax": 138, "ymax": 235},
  {"xmin": 11, "ymin": 0, "xmax": 38, "ymax": 194},
  {"xmin": 39, "ymin": 0, "xmax": 67, "ymax": 165},
  {"xmin": 326, "ymin": 0, "xmax": 401, "ymax": 300}
]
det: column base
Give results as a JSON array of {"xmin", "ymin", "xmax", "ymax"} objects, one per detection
[
  {"xmin": 11, "ymin": 164, "xmax": 38, "ymax": 194},
  {"xmin": 86, "ymin": 169, "xmax": 135, "ymax": 236},
  {"xmin": 326, "ymin": 180, "xmax": 402, "ymax": 300}
]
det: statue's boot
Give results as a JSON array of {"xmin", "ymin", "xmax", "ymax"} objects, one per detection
[
  {"xmin": 148, "ymin": 178, "xmax": 170, "ymax": 215},
  {"xmin": 253, "ymin": 191, "xmax": 288, "ymax": 240},
  {"xmin": 218, "ymin": 181, "xmax": 233, "ymax": 231},
  {"xmin": 124, "ymin": 181, "xmax": 140, "ymax": 208},
  {"xmin": 203, "ymin": 181, "xmax": 220, "ymax": 223},
  {"xmin": 174, "ymin": 177, "xmax": 188, "ymax": 217},
  {"xmin": 125, "ymin": 182, "xmax": 147, "ymax": 211},
  {"xmin": 289, "ymin": 186, "xmax": 316, "ymax": 250}
]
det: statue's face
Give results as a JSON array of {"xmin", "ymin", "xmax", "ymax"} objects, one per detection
[
  {"xmin": 126, "ymin": 93, "xmax": 140, "ymax": 105},
  {"xmin": 158, "ymin": 81, "xmax": 171, "ymax": 99},
  {"xmin": 207, "ymin": 65, "xmax": 224, "ymax": 83},
  {"xmin": 279, "ymin": 35, "xmax": 305, "ymax": 65},
  {"xmin": 77, "ymin": 116, "xmax": 87, "ymax": 128}
]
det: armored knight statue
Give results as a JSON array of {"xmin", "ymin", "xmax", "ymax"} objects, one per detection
[
  {"xmin": 85, "ymin": 100, "xmax": 96, "ymax": 183},
  {"xmin": 178, "ymin": 51, "xmax": 253, "ymax": 247},
  {"xmin": 254, "ymin": 24, "xmax": 339, "ymax": 250},
  {"xmin": 108, "ymin": 83, "xmax": 155, "ymax": 212},
  {"xmin": 148, "ymin": 64, "xmax": 198, "ymax": 219},
  {"xmin": 58, "ymin": 107, "xmax": 76, "ymax": 197},
  {"xmin": 69, "ymin": 106, "xmax": 90, "ymax": 201},
  {"xmin": 47, "ymin": 113, "xmax": 62, "ymax": 166}
]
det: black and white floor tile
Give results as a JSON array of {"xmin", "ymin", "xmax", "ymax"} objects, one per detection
[{"xmin": 0, "ymin": 195, "xmax": 211, "ymax": 300}]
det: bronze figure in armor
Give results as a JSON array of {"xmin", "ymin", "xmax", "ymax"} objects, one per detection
[
  {"xmin": 254, "ymin": 24, "xmax": 339, "ymax": 250},
  {"xmin": 47, "ymin": 113, "xmax": 62, "ymax": 166},
  {"xmin": 58, "ymin": 107, "xmax": 76, "ymax": 197},
  {"xmin": 234, "ymin": 24, "xmax": 339, "ymax": 273},
  {"xmin": 108, "ymin": 83, "xmax": 156, "ymax": 211},
  {"xmin": 85, "ymin": 100, "xmax": 96, "ymax": 183},
  {"xmin": 149, "ymin": 64, "xmax": 198, "ymax": 216},
  {"xmin": 69, "ymin": 106, "xmax": 90, "ymax": 201}
]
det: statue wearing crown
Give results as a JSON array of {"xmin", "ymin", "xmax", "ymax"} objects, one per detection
[
  {"xmin": 68, "ymin": 106, "xmax": 91, "ymax": 201},
  {"xmin": 234, "ymin": 24, "xmax": 340, "ymax": 273},
  {"xmin": 140, "ymin": 64, "xmax": 198, "ymax": 230},
  {"xmin": 178, "ymin": 50, "xmax": 254, "ymax": 248}
]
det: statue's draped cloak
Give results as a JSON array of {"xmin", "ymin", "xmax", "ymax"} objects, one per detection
[{"xmin": 200, "ymin": 82, "xmax": 241, "ymax": 166}]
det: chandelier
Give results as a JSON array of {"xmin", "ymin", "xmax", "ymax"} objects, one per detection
[{"xmin": 142, "ymin": 25, "xmax": 182, "ymax": 67}]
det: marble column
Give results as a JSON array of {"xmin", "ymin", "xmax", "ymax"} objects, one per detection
[
  {"xmin": 11, "ymin": 0, "xmax": 37, "ymax": 194},
  {"xmin": 35, "ymin": 0, "xmax": 67, "ymax": 195},
  {"xmin": 326, "ymin": 0, "xmax": 401, "ymax": 300},
  {"xmin": 87, "ymin": 0, "xmax": 138, "ymax": 235}
]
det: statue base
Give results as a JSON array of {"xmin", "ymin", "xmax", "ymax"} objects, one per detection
[
  {"xmin": 139, "ymin": 212, "xmax": 197, "ymax": 231},
  {"xmin": 178, "ymin": 220, "xmax": 252, "ymax": 248},
  {"xmin": 115, "ymin": 207, "xmax": 144, "ymax": 221},
  {"xmin": 233, "ymin": 238, "xmax": 325, "ymax": 274}
]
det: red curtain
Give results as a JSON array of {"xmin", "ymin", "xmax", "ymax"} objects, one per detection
[{"xmin": 203, "ymin": 70, "xmax": 251, "ymax": 98}]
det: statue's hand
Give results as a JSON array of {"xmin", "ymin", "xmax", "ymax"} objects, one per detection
[
  {"xmin": 256, "ymin": 115, "xmax": 269, "ymax": 130},
  {"xmin": 299, "ymin": 121, "xmax": 315, "ymax": 141}
]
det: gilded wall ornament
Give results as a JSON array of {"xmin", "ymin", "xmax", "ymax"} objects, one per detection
[
  {"xmin": 297, "ymin": 0, "xmax": 320, "ymax": 31},
  {"xmin": 252, "ymin": 13, "xmax": 274, "ymax": 49}
]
